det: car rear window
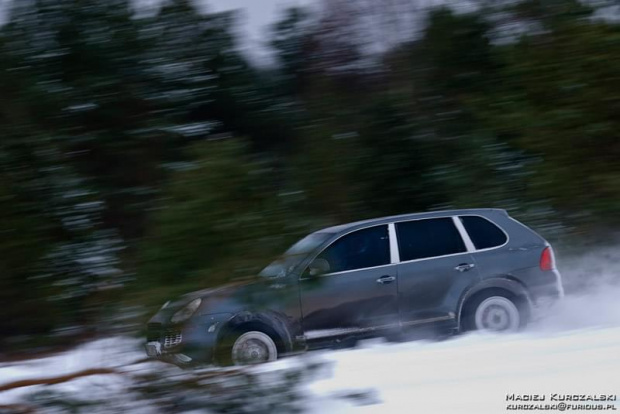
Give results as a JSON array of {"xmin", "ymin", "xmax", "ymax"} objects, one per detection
[
  {"xmin": 460, "ymin": 216, "xmax": 507, "ymax": 250},
  {"xmin": 396, "ymin": 218, "xmax": 466, "ymax": 261}
]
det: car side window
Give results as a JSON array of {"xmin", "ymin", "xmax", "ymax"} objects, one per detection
[
  {"xmin": 396, "ymin": 218, "xmax": 466, "ymax": 261},
  {"xmin": 460, "ymin": 216, "xmax": 507, "ymax": 250},
  {"xmin": 316, "ymin": 225, "xmax": 390, "ymax": 274}
]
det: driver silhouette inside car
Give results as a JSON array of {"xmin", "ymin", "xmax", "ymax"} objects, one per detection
[{"xmin": 321, "ymin": 231, "xmax": 381, "ymax": 273}]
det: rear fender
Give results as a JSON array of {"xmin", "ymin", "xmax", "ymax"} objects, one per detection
[{"xmin": 457, "ymin": 277, "xmax": 533, "ymax": 329}]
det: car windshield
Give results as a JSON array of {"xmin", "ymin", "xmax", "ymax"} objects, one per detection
[{"xmin": 259, "ymin": 232, "xmax": 332, "ymax": 278}]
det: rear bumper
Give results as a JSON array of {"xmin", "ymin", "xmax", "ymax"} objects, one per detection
[
  {"xmin": 528, "ymin": 269, "xmax": 564, "ymax": 320},
  {"xmin": 531, "ymin": 269, "xmax": 564, "ymax": 302},
  {"xmin": 513, "ymin": 265, "xmax": 564, "ymax": 304}
]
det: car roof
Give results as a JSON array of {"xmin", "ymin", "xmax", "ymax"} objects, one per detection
[{"xmin": 317, "ymin": 208, "xmax": 507, "ymax": 235}]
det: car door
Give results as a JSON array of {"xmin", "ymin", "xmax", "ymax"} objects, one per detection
[
  {"xmin": 395, "ymin": 217, "xmax": 481, "ymax": 327},
  {"xmin": 299, "ymin": 224, "xmax": 399, "ymax": 340}
]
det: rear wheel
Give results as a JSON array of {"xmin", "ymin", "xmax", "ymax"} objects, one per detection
[
  {"xmin": 463, "ymin": 291, "xmax": 524, "ymax": 333},
  {"xmin": 474, "ymin": 296, "xmax": 520, "ymax": 332},
  {"xmin": 230, "ymin": 331, "xmax": 278, "ymax": 366}
]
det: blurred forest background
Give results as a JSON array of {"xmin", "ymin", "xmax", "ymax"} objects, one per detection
[{"xmin": 1, "ymin": 0, "xmax": 619, "ymax": 354}]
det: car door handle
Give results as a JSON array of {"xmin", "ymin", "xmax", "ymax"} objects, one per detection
[
  {"xmin": 376, "ymin": 275, "xmax": 396, "ymax": 284},
  {"xmin": 455, "ymin": 263, "xmax": 475, "ymax": 272}
]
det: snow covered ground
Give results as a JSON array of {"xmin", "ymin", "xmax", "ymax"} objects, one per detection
[
  {"xmin": 309, "ymin": 317, "xmax": 620, "ymax": 412},
  {"xmin": 2, "ymin": 254, "xmax": 620, "ymax": 413}
]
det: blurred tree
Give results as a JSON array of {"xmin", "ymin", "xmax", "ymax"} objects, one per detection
[
  {"xmin": 270, "ymin": 7, "xmax": 315, "ymax": 95},
  {"xmin": 1, "ymin": 0, "xmax": 619, "ymax": 351},
  {"xmin": 138, "ymin": 138, "xmax": 318, "ymax": 303},
  {"xmin": 0, "ymin": 0, "xmax": 255, "ymax": 342},
  {"xmin": 511, "ymin": 0, "xmax": 594, "ymax": 28},
  {"xmin": 478, "ymin": 15, "xmax": 620, "ymax": 229}
]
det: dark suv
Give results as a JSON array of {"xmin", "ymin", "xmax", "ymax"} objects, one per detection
[{"xmin": 145, "ymin": 209, "xmax": 564, "ymax": 366}]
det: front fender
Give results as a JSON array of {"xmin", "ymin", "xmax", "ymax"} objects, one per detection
[
  {"xmin": 216, "ymin": 310, "xmax": 299, "ymax": 355},
  {"xmin": 181, "ymin": 312, "xmax": 235, "ymax": 362}
]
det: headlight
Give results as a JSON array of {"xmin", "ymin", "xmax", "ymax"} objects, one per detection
[{"xmin": 170, "ymin": 298, "xmax": 202, "ymax": 324}]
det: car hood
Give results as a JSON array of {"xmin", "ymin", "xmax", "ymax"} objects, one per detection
[
  {"xmin": 148, "ymin": 279, "xmax": 260, "ymax": 324},
  {"xmin": 180, "ymin": 280, "xmax": 251, "ymax": 302}
]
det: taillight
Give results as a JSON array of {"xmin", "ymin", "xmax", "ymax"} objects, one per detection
[{"xmin": 540, "ymin": 246, "xmax": 555, "ymax": 271}]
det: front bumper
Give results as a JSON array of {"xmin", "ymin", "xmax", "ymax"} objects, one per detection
[
  {"xmin": 146, "ymin": 341, "xmax": 195, "ymax": 365},
  {"xmin": 145, "ymin": 341, "xmax": 161, "ymax": 357},
  {"xmin": 145, "ymin": 313, "xmax": 233, "ymax": 366}
]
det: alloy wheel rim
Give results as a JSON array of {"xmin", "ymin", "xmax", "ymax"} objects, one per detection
[
  {"xmin": 231, "ymin": 332, "xmax": 277, "ymax": 365},
  {"xmin": 475, "ymin": 296, "xmax": 520, "ymax": 332}
]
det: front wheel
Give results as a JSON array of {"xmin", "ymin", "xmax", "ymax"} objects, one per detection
[{"xmin": 231, "ymin": 331, "xmax": 278, "ymax": 366}]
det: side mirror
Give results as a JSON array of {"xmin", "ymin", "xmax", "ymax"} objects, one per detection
[{"xmin": 308, "ymin": 258, "xmax": 330, "ymax": 277}]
